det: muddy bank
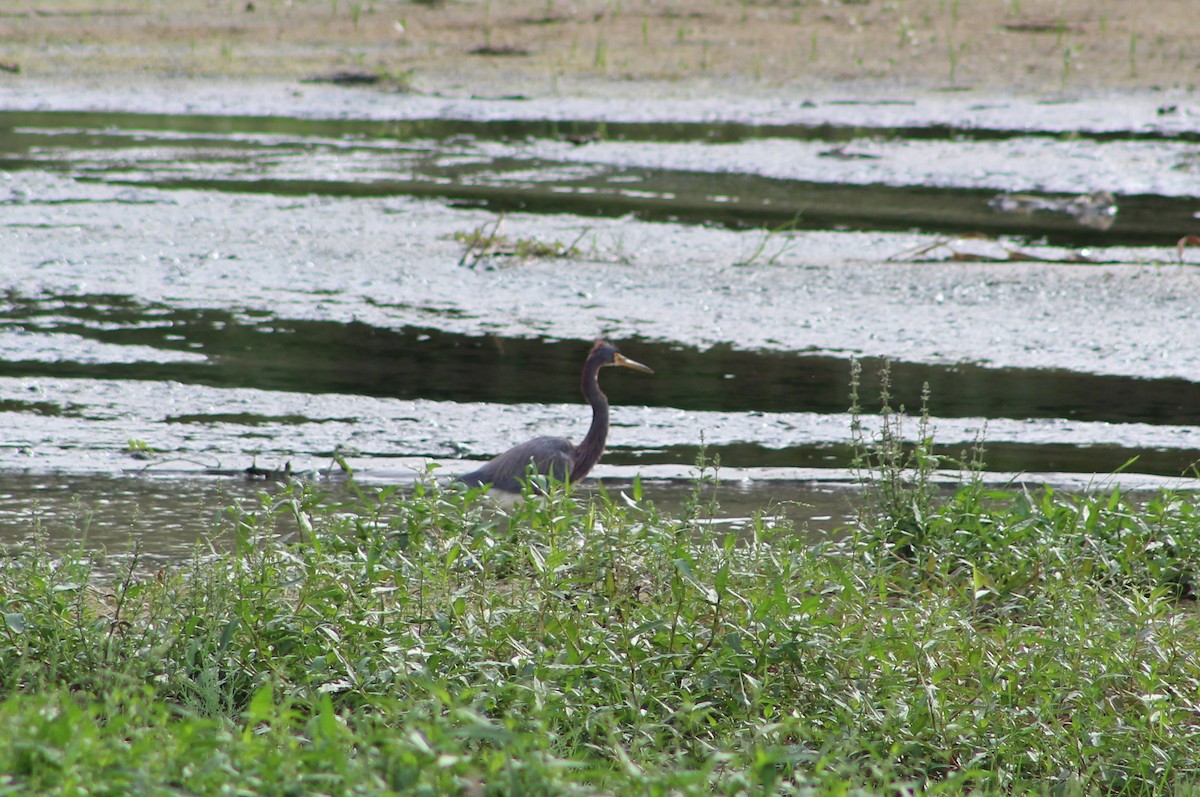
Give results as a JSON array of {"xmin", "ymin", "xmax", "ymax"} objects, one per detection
[{"xmin": 3, "ymin": 0, "xmax": 1197, "ymax": 96}]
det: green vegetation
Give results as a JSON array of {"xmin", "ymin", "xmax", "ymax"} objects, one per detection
[
  {"xmin": 733, "ymin": 216, "xmax": 802, "ymax": 268},
  {"xmin": 124, "ymin": 438, "xmax": 160, "ymax": 460},
  {"xmin": 3, "ymin": 412, "xmax": 1200, "ymax": 793},
  {"xmin": 454, "ymin": 217, "xmax": 585, "ymax": 268}
]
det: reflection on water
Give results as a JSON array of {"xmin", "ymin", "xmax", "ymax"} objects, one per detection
[
  {"xmin": 4, "ymin": 295, "xmax": 1200, "ymax": 427},
  {"xmin": 631, "ymin": 440, "xmax": 1200, "ymax": 480},
  {"xmin": 0, "ymin": 473, "xmax": 276, "ymax": 568},
  {"xmin": 4, "ymin": 296, "xmax": 1200, "ymax": 480}
]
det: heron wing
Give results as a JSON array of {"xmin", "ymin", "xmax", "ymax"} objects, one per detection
[{"xmin": 459, "ymin": 436, "xmax": 575, "ymax": 493}]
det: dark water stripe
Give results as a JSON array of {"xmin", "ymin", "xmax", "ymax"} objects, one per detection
[
  {"xmin": 610, "ymin": 441, "xmax": 1200, "ymax": 480},
  {"xmin": 3, "ymin": 109, "xmax": 1198, "ymax": 145},
  {"xmin": 95, "ymin": 174, "xmax": 1193, "ymax": 248},
  {"xmin": 3, "ymin": 295, "xmax": 1200, "ymax": 425}
]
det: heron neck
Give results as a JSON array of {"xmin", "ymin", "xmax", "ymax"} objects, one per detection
[{"xmin": 572, "ymin": 360, "xmax": 609, "ymax": 481}]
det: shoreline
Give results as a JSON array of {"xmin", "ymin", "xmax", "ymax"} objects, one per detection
[{"xmin": 2, "ymin": 0, "xmax": 1196, "ymax": 104}]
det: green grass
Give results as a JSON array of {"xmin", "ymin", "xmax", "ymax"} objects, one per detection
[{"xmin": 2, "ymin": 452, "xmax": 1200, "ymax": 793}]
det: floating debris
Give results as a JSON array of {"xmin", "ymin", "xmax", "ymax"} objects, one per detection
[
  {"xmin": 1000, "ymin": 17, "xmax": 1083, "ymax": 33},
  {"xmin": 301, "ymin": 70, "xmax": 381, "ymax": 86},
  {"xmin": 818, "ymin": 145, "xmax": 881, "ymax": 160},
  {"xmin": 989, "ymin": 189, "xmax": 1118, "ymax": 231},
  {"xmin": 468, "ymin": 45, "xmax": 533, "ymax": 57}
]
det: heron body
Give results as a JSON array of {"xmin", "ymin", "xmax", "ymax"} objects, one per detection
[{"xmin": 459, "ymin": 340, "xmax": 653, "ymax": 494}]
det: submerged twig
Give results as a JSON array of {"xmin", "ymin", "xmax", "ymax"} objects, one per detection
[
  {"xmin": 887, "ymin": 233, "xmax": 1099, "ymax": 264},
  {"xmin": 457, "ymin": 214, "xmax": 507, "ymax": 268}
]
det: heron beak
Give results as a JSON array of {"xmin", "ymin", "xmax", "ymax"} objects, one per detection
[{"xmin": 613, "ymin": 353, "xmax": 654, "ymax": 374}]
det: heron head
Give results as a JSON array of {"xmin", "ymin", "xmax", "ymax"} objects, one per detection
[{"xmin": 591, "ymin": 340, "xmax": 654, "ymax": 374}]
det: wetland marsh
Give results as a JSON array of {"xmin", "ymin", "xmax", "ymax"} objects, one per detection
[
  {"xmin": 3, "ymin": 1, "xmax": 1200, "ymax": 793},
  {"xmin": 3, "ymin": 88, "xmax": 1200, "ymax": 551}
]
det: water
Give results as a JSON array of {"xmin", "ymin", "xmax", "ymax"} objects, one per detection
[
  {"xmin": 0, "ymin": 471, "xmax": 858, "ymax": 570},
  {"xmin": 2, "ymin": 104, "xmax": 1199, "ymax": 560},
  {"xmin": 4, "ymin": 109, "xmax": 1196, "ymax": 245},
  {"xmin": 5, "ymin": 297, "xmax": 1200, "ymax": 423},
  {"xmin": 0, "ymin": 472, "xmax": 270, "ymax": 564}
]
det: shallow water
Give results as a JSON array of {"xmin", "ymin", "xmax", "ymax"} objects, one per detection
[
  {"xmin": 0, "ymin": 471, "xmax": 857, "ymax": 569},
  {"xmin": 2, "ymin": 100, "xmax": 1200, "ymax": 559}
]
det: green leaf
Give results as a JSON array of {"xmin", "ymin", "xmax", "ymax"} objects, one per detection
[
  {"xmin": 243, "ymin": 685, "xmax": 276, "ymax": 729},
  {"xmin": 314, "ymin": 693, "xmax": 339, "ymax": 742},
  {"xmin": 528, "ymin": 544, "xmax": 546, "ymax": 574},
  {"xmin": 219, "ymin": 617, "xmax": 241, "ymax": 651},
  {"xmin": 674, "ymin": 558, "xmax": 718, "ymax": 603}
]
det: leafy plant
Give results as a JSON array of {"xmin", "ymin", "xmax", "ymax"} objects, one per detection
[
  {"xmin": 125, "ymin": 439, "xmax": 158, "ymax": 459},
  {"xmin": 848, "ymin": 357, "xmax": 946, "ymax": 557},
  {"xmin": 2, "ymin": 444, "xmax": 1200, "ymax": 793}
]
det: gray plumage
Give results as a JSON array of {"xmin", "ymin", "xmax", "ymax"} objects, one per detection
[{"xmin": 458, "ymin": 340, "xmax": 653, "ymax": 494}]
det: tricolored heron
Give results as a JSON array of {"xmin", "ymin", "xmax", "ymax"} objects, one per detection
[{"xmin": 459, "ymin": 340, "xmax": 653, "ymax": 493}]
